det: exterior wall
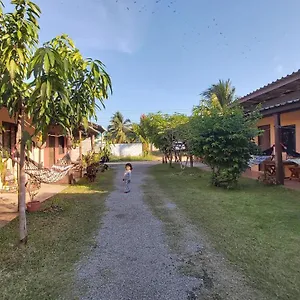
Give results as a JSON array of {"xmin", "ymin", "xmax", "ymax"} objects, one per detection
[
  {"xmin": 110, "ymin": 143, "xmax": 143, "ymax": 157},
  {"xmin": 253, "ymin": 109, "xmax": 300, "ymax": 173},
  {"xmin": 70, "ymin": 137, "xmax": 94, "ymax": 162},
  {"xmin": 0, "ymin": 108, "xmax": 67, "ymax": 188},
  {"xmin": 43, "ymin": 125, "xmax": 67, "ymax": 168},
  {"xmin": 0, "ymin": 108, "xmax": 16, "ymax": 124}
]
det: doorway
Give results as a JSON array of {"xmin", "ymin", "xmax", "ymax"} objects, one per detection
[
  {"xmin": 49, "ymin": 136, "xmax": 56, "ymax": 167},
  {"xmin": 258, "ymin": 125, "xmax": 271, "ymax": 170}
]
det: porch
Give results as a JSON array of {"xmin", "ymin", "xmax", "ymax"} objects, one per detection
[
  {"xmin": 0, "ymin": 183, "xmax": 66, "ymax": 228},
  {"xmin": 239, "ymin": 69, "xmax": 300, "ymax": 185},
  {"xmin": 193, "ymin": 162, "xmax": 300, "ymax": 191},
  {"xmin": 243, "ymin": 168, "xmax": 300, "ymax": 191}
]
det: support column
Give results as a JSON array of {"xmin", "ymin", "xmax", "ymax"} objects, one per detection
[
  {"xmin": 274, "ymin": 113, "xmax": 284, "ymax": 185},
  {"xmin": 79, "ymin": 130, "xmax": 83, "ymax": 178},
  {"xmin": 91, "ymin": 134, "xmax": 95, "ymax": 151}
]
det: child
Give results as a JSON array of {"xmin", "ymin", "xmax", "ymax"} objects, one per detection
[{"xmin": 123, "ymin": 163, "xmax": 132, "ymax": 193}]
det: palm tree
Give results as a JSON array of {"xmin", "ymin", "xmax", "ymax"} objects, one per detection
[
  {"xmin": 201, "ymin": 79, "xmax": 237, "ymax": 109},
  {"xmin": 107, "ymin": 112, "xmax": 132, "ymax": 143}
]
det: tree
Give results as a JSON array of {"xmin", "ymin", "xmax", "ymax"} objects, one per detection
[
  {"xmin": 141, "ymin": 113, "xmax": 189, "ymax": 165},
  {"xmin": 107, "ymin": 111, "xmax": 132, "ymax": 143},
  {"xmin": 189, "ymin": 106, "xmax": 261, "ymax": 188},
  {"xmin": 0, "ymin": 1, "xmax": 112, "ymax": 244},
  {"xmin": 132, "ymin": 114, "xmax": 152, "ymax": 156},
  {"xmin": 173, "ymin": 121, "xmax": 194, "ymax": 167},
  {"xmin": 201, "ymin": 79, "xmax": 237, "ymax": 110}
]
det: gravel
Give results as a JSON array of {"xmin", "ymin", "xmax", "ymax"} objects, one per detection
[{"xmin": 76, "ymin": 163, "xmax": 200, "ymax": 300}]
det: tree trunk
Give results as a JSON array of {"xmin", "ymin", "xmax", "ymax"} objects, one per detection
[
  {"xmin": 189, "ymin": 155, "xmax": 194, "ymax": 167},
  {"xmin": 169, "ymin": 151, "xmax": 173, "ymax": 167},
  {"xmin": 79, "ymin": 130, "xmax": 83, "ymax": 178},
  {"xmin": 18, "ymin": 108, "xmax": 27, "ymax": 244}
]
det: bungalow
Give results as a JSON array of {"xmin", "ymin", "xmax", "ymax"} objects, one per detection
[
  {"xmin": 0, "ymin": 107, "xmax": 106, "ymax": 189},
  {"xmin": 239, "ymin": 70, "xmax": 300, "ymax": 185}
]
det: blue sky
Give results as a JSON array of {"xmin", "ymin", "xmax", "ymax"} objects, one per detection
[{"xmin": 19, "ymin": 0, "xmax": 300, "ymax": 127}]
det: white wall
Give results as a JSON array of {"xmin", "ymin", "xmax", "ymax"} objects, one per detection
[
  {"xmin": 70, "ymin": 138, "xmax": 97, "ymax": 161},
  {"xmin": 110, "ymin": 143, "xmax": 143, "ymax": 157}
]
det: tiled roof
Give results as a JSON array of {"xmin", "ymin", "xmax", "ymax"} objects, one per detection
[
  {"xmin": 89, "ymin": 122, "xmax": 106, "ymax": 133},
  {"xmin": 260, "ymin": 98, "xmax": 300, "ymax": 112},
  {"xmin": 239, "ymin": 69, "xmax": 300, "ymax": 103}
]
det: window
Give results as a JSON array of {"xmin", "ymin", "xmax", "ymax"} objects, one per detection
[
  {"xmin": 58, "ymin": 136, "xmax": 65, "ymax": 154},
  {"xmin": 2, "ymin": 122, "xmax": 17, "ymax": 152},
  {"xmin": 281, "ymin": 125, "xmax": 296, "ymax": 152},
  {"xmin": 258, "ymin": 125, "xmax": 270, "ymax": 150}
]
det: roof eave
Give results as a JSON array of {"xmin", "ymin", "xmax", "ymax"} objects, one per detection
[{"xmin": 239, "ymin": 70, "xmax": 300, "ymax": 104}]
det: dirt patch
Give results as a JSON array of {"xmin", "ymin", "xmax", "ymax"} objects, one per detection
[
  {"xmin": 114, "ymin": 213, "xmax": 126, "ymax": 219},
  {"xmin": 143, "ymin": 175, "xmax": 268, "ymax": 300}
]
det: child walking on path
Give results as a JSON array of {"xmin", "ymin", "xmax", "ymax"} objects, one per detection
[{"xmin": 123, "ymin": 163, "xmax": 132, "ymax": 193}]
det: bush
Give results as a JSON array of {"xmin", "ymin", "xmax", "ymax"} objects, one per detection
[{"xmin": 190, "ymin": 106, "xmax": 261, "ymax": 188}]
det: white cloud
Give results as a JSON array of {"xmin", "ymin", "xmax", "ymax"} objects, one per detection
[{"xmin": 36, "ymin": 0, "xmax": 152, "ymax": 54}]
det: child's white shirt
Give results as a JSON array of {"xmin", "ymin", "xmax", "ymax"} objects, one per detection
[{"xmin": 124, "ymin": 170, "xmax": 131, "ymax": 181}]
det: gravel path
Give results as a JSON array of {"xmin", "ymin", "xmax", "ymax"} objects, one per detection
[{"xmin": 77, "ymin": 163, "xmax": 200, "ymax": 300}]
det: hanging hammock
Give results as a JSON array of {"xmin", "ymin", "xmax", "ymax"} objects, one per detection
[
  {"xmin": 248, "ymin": 155, "xmax": 272, "ymax": 167},
  {"xmin": 24, "ymin": 157, "xmax": 76, "ymax": 184}
]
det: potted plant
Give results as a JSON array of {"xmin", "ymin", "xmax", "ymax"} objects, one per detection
[{"xmin": 26, "ymin": 178, "xmax": 41, "ymax": 212}]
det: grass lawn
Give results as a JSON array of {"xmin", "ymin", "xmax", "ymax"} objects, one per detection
[
  {"xmin": 0, "ymin": 169, "xmax": 114, "ymax": 300},
  {"xmin": 150, "ymin": 164, "xmax": 300, "ymax": 300}
]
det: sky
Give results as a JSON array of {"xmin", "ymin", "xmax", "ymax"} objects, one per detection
[{"xmin": 11, "ymin": 0, "xmax": 300, "ymax": 127}]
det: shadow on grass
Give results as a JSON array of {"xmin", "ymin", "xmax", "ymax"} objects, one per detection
[{"xmin": 0, "ymin": 169, "xmax": 115, "ymax": 300}]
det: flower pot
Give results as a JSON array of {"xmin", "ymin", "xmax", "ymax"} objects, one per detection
[{"xmin": 27, "ymin": 201, "xmax": 41, "ymax": 212}]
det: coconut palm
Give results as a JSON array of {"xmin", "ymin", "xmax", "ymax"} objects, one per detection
[
  {"xmin": 201, "ymin": 79, "xmax": 237, "ymax": 109},
  {"xmin": 107, "ymin": 112, "xmax": 132, "ymax": 143}
]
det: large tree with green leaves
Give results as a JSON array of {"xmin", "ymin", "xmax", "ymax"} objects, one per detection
[
  {"xmin": 107, "ymin": 111, "xmax": 132, "ymax": 143},
  {"xmin": 141, "ymin": 112, "xmax": 189, "ymax": 165},
  {"xmin": 0, "ymin": 0, "xmax": 112, "ymax": 244}
]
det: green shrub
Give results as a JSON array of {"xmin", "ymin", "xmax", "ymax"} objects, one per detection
[{"xmin": 190, "ymin": 106, "xmax": 261, "ymax": 188}]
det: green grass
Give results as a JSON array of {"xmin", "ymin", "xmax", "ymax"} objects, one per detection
[
  {"xmin": 149, "ymin": 164, "xmax": 300, "ymax": 300},
  {"xmin": 0, "ymin": 170, "xmax": 114, "ymax": 300},
  {"xmin": 143, "ymin": 183, "xmax": 184, "ymax": 252}
]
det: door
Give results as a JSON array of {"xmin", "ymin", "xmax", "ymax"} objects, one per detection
[
  {"xmin": 49, "ymin": 136, "xmax": 56, "ymax": 167},
  {"xmin": 258, "ymin": 125, "xmax": 271, "ymax": 171},
  {"xmin": 281, "ymin": 125, "xmax": 296, "ymax": 152}
]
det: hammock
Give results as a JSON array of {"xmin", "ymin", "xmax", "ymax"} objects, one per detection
[
  {"xmin": 25, "ymin": 158, "xmax": 75, "ymax": 184},
  {"xmin": 286, "ymin": 148, "xmax": 300, "ymax": 158},
  {"xmin": 248, "ymin": 155, "xmax": 272, "ymax": 167},
  {"xmin": 262, "ymin": 146, "xmax": 274, "ymax": 156},
  {"xmin": 287, "ymin": 158, "xmax": 300, "ymax": 165}
]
